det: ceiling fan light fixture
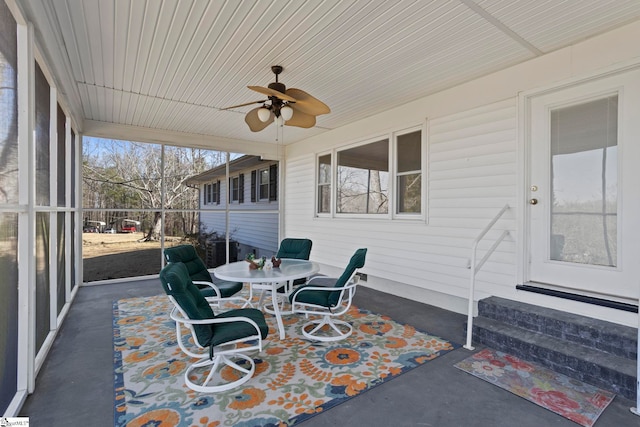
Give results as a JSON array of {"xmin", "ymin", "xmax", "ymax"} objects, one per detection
[
  {"xmin": 257, "ymin": 107, "xmax": 271, "ymax": 122},
  {"xmin": 281, "ymin": 105, "xmax": 294, "ymax": 121}
]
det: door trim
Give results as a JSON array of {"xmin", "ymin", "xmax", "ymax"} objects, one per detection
[{"xmin": 517, "ymin": 59, "xmax": 640, "ymax": 291}]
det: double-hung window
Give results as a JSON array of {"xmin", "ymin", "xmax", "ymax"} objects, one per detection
[
  {"xmin": 204, "ymin": 181, "xmax": 219, "ymax": 205},
  {"xmin": 230, "ymin": 176, "xmax": 240, "ymax": 203},
  {"xmin": 259, "ymin": 168, "xmax": 269, "ymax": 200},
  {"xmin": 251, "ymin": 164, "xmax": 277, "ymax": 202},
  {"xmin": 317, "ymin": 154, "xmax": 331, "ymax": 214}
]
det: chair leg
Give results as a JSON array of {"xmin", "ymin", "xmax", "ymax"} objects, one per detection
[
  {"xmin": 184, "ymin": 353, "xmax": 256, "ymax": 393},
  {"xmin": 301, "ymin": 315, "xmax": 353, "ymax": 342}
]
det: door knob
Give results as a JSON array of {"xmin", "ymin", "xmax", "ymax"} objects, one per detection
[{"xmin": 529, "ymin": 198, "xmax": 538, "ymax": 205}]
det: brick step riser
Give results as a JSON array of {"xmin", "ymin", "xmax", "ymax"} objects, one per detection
[
  {"xmin": 473, "ymin": 325, "xmax": 636, "ymax": 400},
  {"xmin": 477, "ymin": 300, "xmax": 637, "ymax": 360}
]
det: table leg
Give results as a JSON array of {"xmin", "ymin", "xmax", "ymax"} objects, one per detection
[{"xmin": 271, "ymin": 283, "xmax": 286, "ymax": 340}]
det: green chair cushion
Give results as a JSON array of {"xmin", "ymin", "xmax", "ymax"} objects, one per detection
[
  {"xmin": 164, "ymin": 244, "xmax": 243, "ymax": 296},
  {"xmin": 276, "ymin": 238, "xmax": 312, "ymax": 260},
  {"xmin": 275, "ymin": 238, "xmax": 313, "ymax": 291},
  {"xmin": 164, "ymin": 245, "xmax": 212, "ymax": 281},
  {"xmin": 160, "ymin": 262, "xmax": 268, "ymax": 348},
  {"xmin": 160, "ymin": 262, "xmax": 215, "ymax": 346},
  {"xmin": 289, "ymin": 248, "xmax": 367, "ymax": 307}
]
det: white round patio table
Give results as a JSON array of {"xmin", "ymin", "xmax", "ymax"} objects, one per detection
[{"xmin": 214, "ymin": 259, "xmax": 320, "ymax": 339}]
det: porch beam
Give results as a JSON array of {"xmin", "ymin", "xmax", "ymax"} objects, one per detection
[{"xmin": 82, "ymin": 120, "xmax": 282, "ymax": 160}]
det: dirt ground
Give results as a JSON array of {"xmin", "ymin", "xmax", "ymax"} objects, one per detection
[{"xmin": 82, "ymin": 232, "xmax": 183, "ymax": 282}]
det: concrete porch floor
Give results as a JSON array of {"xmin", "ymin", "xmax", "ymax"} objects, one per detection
[{"xmin": 20, "ymin": 278, "xmax": 637, "ymax": 426}]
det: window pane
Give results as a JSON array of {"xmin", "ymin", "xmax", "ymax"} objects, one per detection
[
  {"xmin": 397, "ymin": 172, "xmax": 421, "ymax": 213},
  {"xmin": 397, "ymin": 131, "xmax": 421, "ymax": 172},
  {"xmin": 0, "ymin": 213, "xmax": 19, "ymax": 413},
  {"xmin": 57, "ymin": 212, "xmax": 66, "ymax": 314},
  {"xmin": 70, "ymin": 131, "xmax": 76, "ymax": 207},
  {"xmin": 57, "ymin": 104, "xmax": 66, "ymax": 206},
  {"xmin": 337, "ymin": 139, "xmax": 389, "ymax": 214},
  {"xmin": 259, "ymin": 169, "xmax": 269, "ymax": 199},
  {"xmin": 71, "ymin": 214, "xmax": 76, "ymax": 290},
  {"xmin": 36, "ymin": 212, "xmax": 51, "ymax": 353},
  {"xmin": 318, "ymin": 154, "xmax": 331, "ymax": 184},
  {"xmin": 318, "ymin": 185, "xmax": 331, "ymax": 213},
  {"xmin": 0, "ymin": 3, "xmax": 18, "ymax": 206},
  {"xmin": 550, "ymin": 96, "xmax": 617, "ymax": 266},
  {"xmin": 35, "ymin": 62, "xmax": 50, "ymax": 206}
]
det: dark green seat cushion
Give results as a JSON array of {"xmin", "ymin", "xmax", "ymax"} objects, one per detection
[
  {"xmin": 275, "ymin": 238, "xmax": 313, "ymax": 291},
  {"xmin": 289, "ymin": 248, "xmax": 367, "ymax": 307},
  {"xmin": 160, "ymin": 262, "xmax": 267, "ymax": 348},
  {"xmin": 276, "ymin": 238, "xmax": 312, "ymax": 260},
  {"xmin": 160, "ymin": 262, "xmax": 216, "ymax": 346},
  {"xmin": 164, "ymin": 244, "xmax": 242, "ymax": 297}
]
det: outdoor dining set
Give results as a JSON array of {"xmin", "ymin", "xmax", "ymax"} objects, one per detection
[{"xmin": 159, "ymin": 239, "xmax": 367, "ymax": 393}]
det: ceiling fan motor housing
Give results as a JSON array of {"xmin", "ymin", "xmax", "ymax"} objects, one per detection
[{"xmin": 268, "ymin": 81, "xmax": 286, "ymax": 94}]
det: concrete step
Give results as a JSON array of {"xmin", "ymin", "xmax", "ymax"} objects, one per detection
[
  {"xmin": 478, "ymin": 296, "xmax": 637, "ymax": 360},
  {"xmin": 473, "ymin": 316, "xmax": 636, "ymax": 400}
]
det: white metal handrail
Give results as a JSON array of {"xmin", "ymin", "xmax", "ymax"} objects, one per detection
[{"xmin": 464, "ymin": 204, "xmax": 510, "ymax": 350}]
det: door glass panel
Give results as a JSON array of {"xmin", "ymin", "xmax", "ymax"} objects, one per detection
[{"xmin": 550, "ymin": 95, "xmax": 618, "ymax": 266}]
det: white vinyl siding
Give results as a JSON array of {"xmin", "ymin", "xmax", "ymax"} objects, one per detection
[
  {"xmin": 199, "ymin": 211, "xmax": 279, "ymax": 254},
  {"xmin": 285, "ymin": 99, "xmax": 517, "ymax": 301},
  {"xmin": 199, "ymin": 168, "xmax": 279, "ymax": 254}
]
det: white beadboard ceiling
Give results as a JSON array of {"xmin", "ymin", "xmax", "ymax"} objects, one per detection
[{"xmin": 19, "ymin": 0, "xmax": 640, "ymax": 148}]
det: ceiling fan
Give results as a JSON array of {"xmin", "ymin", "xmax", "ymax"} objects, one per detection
[{"xmin": 223, "ymin": 65, "xmax": 330, "ymax": 132}]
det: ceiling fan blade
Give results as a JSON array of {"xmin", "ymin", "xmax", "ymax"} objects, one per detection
[
  {"xmin": 286, "ymin": 88, "xmax": 330, "ymax": 116},
  {"xmin": 221, "ymin": 100, "xmax": 266, "ymax": 110},
  {"xmin": 245, "ymin": 107, "xmax": 274, "ymax": 132},
  {"xmin": 285, "ymin": 108, "xmax": 316, "ymax": 128},
  {"xmin": 248, "ymin": 85, "xmax": 297, "ymax": 102}
]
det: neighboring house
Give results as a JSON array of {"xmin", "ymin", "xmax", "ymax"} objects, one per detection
[{"xmin": 186, "ymin": 155, "xmax": 279, "ymax": 260}]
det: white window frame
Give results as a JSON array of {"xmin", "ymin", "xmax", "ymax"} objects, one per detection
[
  {"xmin": 258, "ymin": 167, "xmax": 270, "ymax": 201},
  {"xmin": 392, "ymin": 125, "xmax": 426, "ymax": 220},
  {"xmin": 315, "ymin": 121, "xmax": 427, "ymax": 221},
  {"xmin": 230, "ymin": 176, "xmax": 240, "ymax": 203},
  {"xmin": 335, "ymin": 136, "xmax": 391, "ymax": 219},
  {"xmin": 315, "ymin": 152, "xmax": 332, "ymax": 216}
]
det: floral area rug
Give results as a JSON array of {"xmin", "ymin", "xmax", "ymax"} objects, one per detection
[
  {"xmin": 454, "ymin": 348, "xmax": 615, "ymax": 427},
  {"xmin": 113, "ymin": 293, "xmax": 459, "ymax": 426}
]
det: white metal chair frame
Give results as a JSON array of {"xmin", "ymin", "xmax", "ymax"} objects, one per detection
[
  {"xmin": 290, "ymin": 275, "xmax": 360, "ymax": 342},
  {"xmin": 168, "ymin": 295, "xmax": 264, "ymax": 393},
  {"xmin": 192, "ymin": 279, "xmax": 252, "ymax": 310}
]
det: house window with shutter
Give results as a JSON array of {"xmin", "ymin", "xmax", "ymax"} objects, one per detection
[
  {"xmin": 251, "ymin": 164, "xmax": 278, "ymax": 202},
  {"xmin": 204, "ymin": 182, "xmax": 219, "ymax": 205}
]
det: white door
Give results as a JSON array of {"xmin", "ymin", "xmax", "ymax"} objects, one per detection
[{"xmin": 528, "ymin": 69, "xmax": 640, "ymax": 300}]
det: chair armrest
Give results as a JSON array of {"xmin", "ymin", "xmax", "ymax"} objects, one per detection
[
  {"xmin": 169, "ymin": 307, "xmax": 263, "ymax": 337},
  {"xmin": 192, "ymin": 280, "xmax": 222, "ymax": 299},
  {"xmin": 290, "ymin": 280, "xmax": 358, "ymax": 304}
]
